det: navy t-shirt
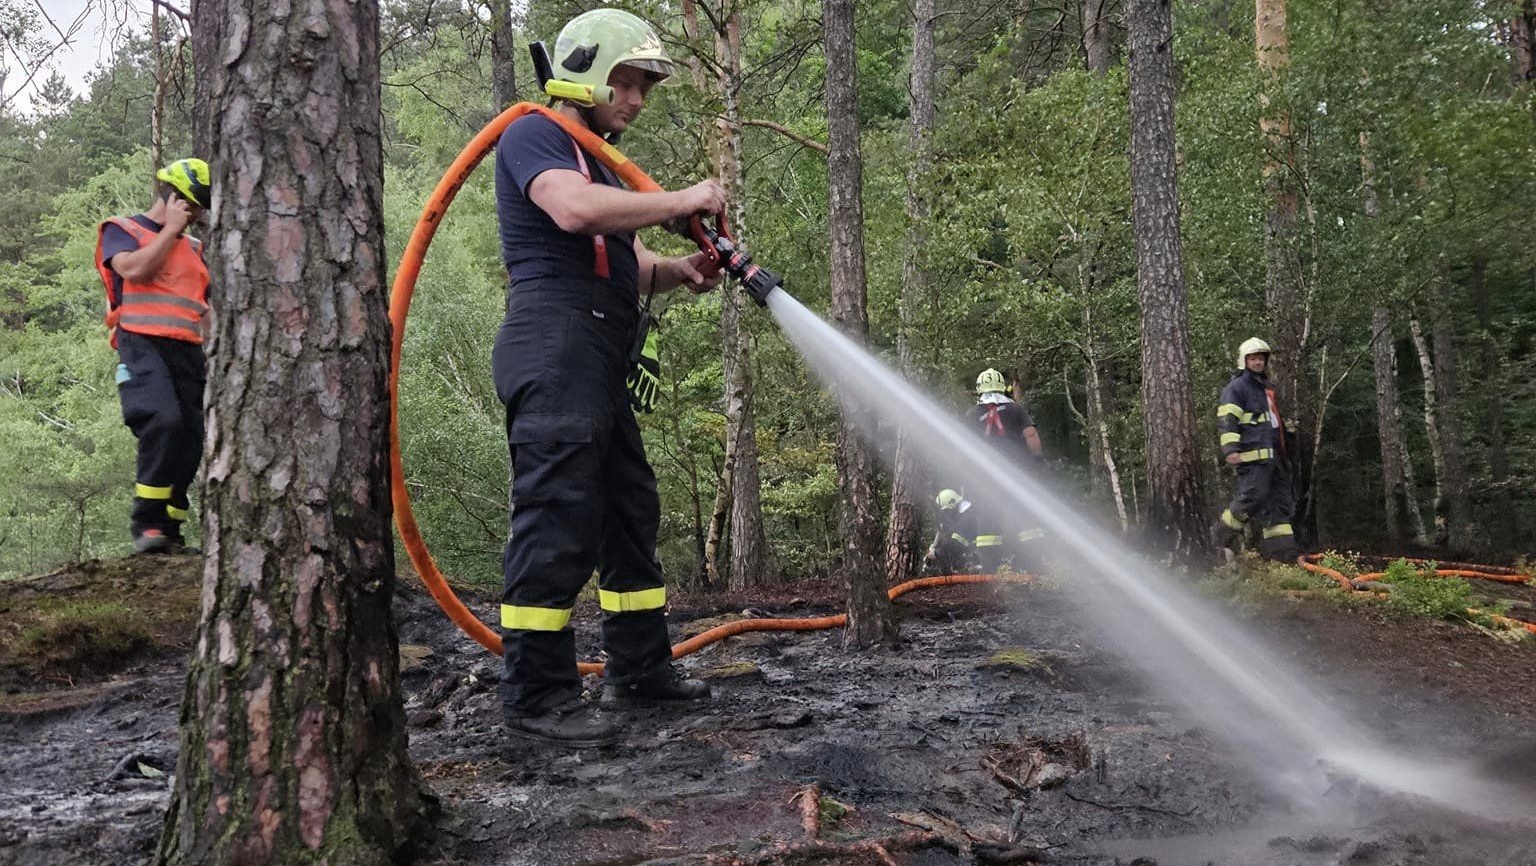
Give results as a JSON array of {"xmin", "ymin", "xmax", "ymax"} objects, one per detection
[
  {"xmin": 100, "ymin": 214, "xmax": 164, "ymax": 307},
  {"xmin": 494, "ymin": 114, "xmax": 639, "ymax": 294}
]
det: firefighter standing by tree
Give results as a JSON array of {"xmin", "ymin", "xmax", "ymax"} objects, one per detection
[
  {"xmin": 1213, "ymin": 337, "xmax": 1298, "ymax": 561},
  {"xmin": 965, "ymin": 368, "xmax": 1044, "ymax": 572},
  {"xmin": 493, "ymin": 9, "xmax": 726, "ymax": 746},
  {"xmin": 94, "ymin": 158, "xmax": 212, "ymax": 554}
]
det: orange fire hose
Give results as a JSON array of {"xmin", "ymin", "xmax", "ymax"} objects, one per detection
[
  {"xmin": 387, "ymin": 101, "xmax": 1030, "ymax": 673},
  {"xmin": 1297, "ymin": 553, "xmax": 1536, "ymax": 635}
]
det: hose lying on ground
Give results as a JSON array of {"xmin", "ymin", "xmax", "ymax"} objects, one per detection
[{"xmin": 1297, "ymin": 554, "xmax": 1536, "ymax": 635}]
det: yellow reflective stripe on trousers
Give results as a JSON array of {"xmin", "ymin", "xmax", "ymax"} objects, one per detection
[
  {"xmin": 166, "ymin": 505, "xmax": 189, "ymax": 521},
  {"xmin": 1219, "ymin": 432, "xmax": 1241, "ymax": 446},
  {"xmin": 135, "ymin": 483, "xmax": 173, "ymax": 500},
  {"xmin": 1239, "ymin": 448, "xmax": 1273, "ymax": 463},
  {"xmin": 1017, "ymin": 529, "xmax": 1044, "ymax": 542},
  {"xmin": 1221, "ymin": 509, "xmax": 1246, "ymax": 530},
  {"xmin": 500, "ymin": 604, "xmax": 573, "ymax": 631},
  {"xmin": 974, "ymin": 534, "xmax": 1003, "ymax": 547},
  {"xmin": 1263, "ymin": 523, "xmax": 1294, "ymax": 539},
  {"xmin": 950, "ymin": 532, "xmax": 971, "ymax": 547},
  {"xmin": 598, "ymin": 586, "xmax": 667, "ymax": 613}
]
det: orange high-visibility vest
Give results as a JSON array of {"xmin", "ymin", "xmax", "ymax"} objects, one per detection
[{"xmin": 95, "ymin": 216, "xmax": 209, "ymax": 347}]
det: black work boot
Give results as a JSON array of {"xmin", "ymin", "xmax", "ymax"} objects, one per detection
[
  {"xmin": 603, "ymin": 665, "xmax": 711, "ymax": 706},
  {"xmin": 504, "ymin": 698, "xmax": 621, "ymax": 747}
]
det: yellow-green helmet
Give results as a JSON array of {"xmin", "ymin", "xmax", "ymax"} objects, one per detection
[
  {"xmin": 551, "ymin": 8, "xmax": 675, "ymax": 105},
  {"xmin": 975, "ymin": 368, "xmax": 1008, "ymax": 395},
  {"xmin": 155, "ymin": 157, "xmax": 211, "ymax": 209},
  {"xmin": 1237, "ymin": 337, "xmax": 1272, "ymax": 369},
  {"xmin": 935, "ymin": 489, "xmax": 963, "ymax": 510}
]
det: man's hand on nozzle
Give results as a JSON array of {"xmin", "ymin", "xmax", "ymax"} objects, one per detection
[
  {"xmin": 1225, "ymin": 452, "xmax": 1242, "ymax": 466},
  {"xmin": 164, "ymin": 198, "xmax": 195, "ymax": 235},
  {"xmin": 677, "ymin": 179, "xmax": 727, "ymax": 221},
  {"xmin": 670, "ymin": 250, "xmax": 724, "ymax": 294}
]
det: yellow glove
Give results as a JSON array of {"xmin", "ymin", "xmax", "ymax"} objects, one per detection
[{"xmin": 627, "ymin": 326, "xmax": 661, "ymax": 413}]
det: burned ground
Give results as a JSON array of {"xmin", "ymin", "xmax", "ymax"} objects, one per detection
[{"xmin": 2, "ymin": 562, "xmax": 1534, "ymax": 866}]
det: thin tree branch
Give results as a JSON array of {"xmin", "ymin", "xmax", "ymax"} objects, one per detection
[{"xmin": 742, "ymin": 118, "xmax": 828, "ymax": 155}]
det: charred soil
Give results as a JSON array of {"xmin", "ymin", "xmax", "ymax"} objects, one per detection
[{"xmin": 2, "ymin": 562, "xmax": 1534, "ymax": 866}]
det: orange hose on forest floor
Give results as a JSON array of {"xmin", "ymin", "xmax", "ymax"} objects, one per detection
[{"xmin": 1296, "ymin": 554, "xmax": 1536, "ymax": 635}]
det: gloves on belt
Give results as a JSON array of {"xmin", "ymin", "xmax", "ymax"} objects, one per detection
[{"xmin": 627, "ymin": 324, "xmax": 661, "ymax": 413}]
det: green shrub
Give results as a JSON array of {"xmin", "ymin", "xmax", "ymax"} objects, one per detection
[{"xmin": 1378, "ymin": 558, "xmax": 1507, "ymax": 624}]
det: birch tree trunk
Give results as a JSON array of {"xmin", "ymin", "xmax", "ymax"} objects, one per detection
[
  {"xmin": 1409, "ymin": 300, "xmax": 1469, "ymax": 553},
  {"xmin": 160, "ymin": 1, "xmax": 434, "ymax": 863},
  {"xmin": 825, "ymin": 0, "xmax": 896, "ymax": 645},
  {"xmin": 1127, "ymin": 0, "xmax": 1208, "ymax": 557},
  {"xmin": 681, "ymin": 0, "xmax": 772, "ymax": 589},
  {"xmin": 883, "ymin": 0, "xmax": 936, "ymax": 585}
]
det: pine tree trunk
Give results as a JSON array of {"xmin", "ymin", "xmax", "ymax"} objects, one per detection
[
  {"xmin": 1510, "ymin": 0, "xmax": 1535, "ymax": 87},
  {"xmin": 490, "ymin": 1, "xmax": 519, "ymax": 113},
  {"xmin": 1082, "ymin": 0, "xmax": 1112, "ymax": 74},
  {"xmin": 883, "ymin": 0, "xmax": 937, "ymax": 586},
  {"xmin": 161, "ymin": 1, "xmax": 435, "ymax": 864},
  {"xmin": 1127, "ymin": 0, "xmax": 1208, "ymax": 557},
  {"xmin": 825, "ymin": 0, "xmax": 896, "ymax": 645},
  {"xmin": 1471, "ymin": 257, "xmax": 1514, "ymax": 551}
]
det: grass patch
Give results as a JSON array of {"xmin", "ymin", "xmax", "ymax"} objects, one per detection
[
  {"xmin": 16, "ymin": 600, "xmax": 153, "ymax": 675},
  {"xmin": 0, "ymin": 554, "xmax": 202, "ymax": 687},
  {"xmin": 981, "ymin": 647, "xmax": 1044, "ymax": 671}
]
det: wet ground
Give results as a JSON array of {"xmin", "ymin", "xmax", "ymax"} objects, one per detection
[{"xmin": 2, "ymin": 564, "xmax": 1535, "ymax": 866}]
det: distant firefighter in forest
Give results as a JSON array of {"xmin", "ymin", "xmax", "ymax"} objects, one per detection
[
  {"xmin": 94, "ymin": 158, "xmax": 212, "ymax": 555},
  {"xmin": 1213, "ymin": 338, "xmax": 1298, "ymax": 562}
]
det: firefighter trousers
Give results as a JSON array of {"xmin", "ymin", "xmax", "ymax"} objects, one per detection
[
  {"xmin": 492, "ymin": 276, "xmax": 673, "ymax": 716},
  {"xmin": 1217, "ymin": 458, "xmax": 1297, "ymax": 560},
  {"xmin": 115, "ymin": 330, "xmax": 205, "ymax": 541}
]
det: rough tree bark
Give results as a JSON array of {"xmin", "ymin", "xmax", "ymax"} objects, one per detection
[
  {"xmin": 159, "ymin": 1, "xmax": 435, "ymax": 864},
  {"xmin": 1369, "ymin": 307, "xmax": 1415, "ymax": 544},
  {"xmin": 1509, "ymin": 0, "xmax": 1534, "ymax": 87},
  {"xmin": 825, "ymin": 0, "xmax": 896, "ymax": 645},
  {"xmin": 490, "ymin": 0, "xmax": 518, "ymax": 113},
  {"xmin": 1082, "ymin": 0, "xmax": 1113, "ymax": 75},
  {"xmin": 1127, "ymin": 0, "xmax": 1208, "ymax": 557},
  {"xmin": 1471, "ymin": 258, "xmax": 1514, "ymax": 550},
  {"xmin": 882, "ymin": 0, "xmax": 936, "ymax": 586}
]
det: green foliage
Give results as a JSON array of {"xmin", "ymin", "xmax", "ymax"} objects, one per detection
[
  {"xmin": 1378, "ymin": 558, "xmax": 1505, "ymax": 624},
  {"xmin": 1317, "ymin": 550, "xmax": 1361, "ymax": 582},
  {"xmin": 2, "ymin": 0, "xmax": 1534, "ymax": 586}
]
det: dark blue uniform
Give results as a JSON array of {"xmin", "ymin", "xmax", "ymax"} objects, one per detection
[
  {"xmin": 1214, "ymin": 369, "xmax": 1296, "ymax": 559},
  {"xmin": 492, "ymin": 114, "xmax": 672, "ymax": 717}
]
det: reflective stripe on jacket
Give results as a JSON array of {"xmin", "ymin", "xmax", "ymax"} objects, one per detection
[
  {"xmin": 1216, "ymin": 369, "xmax": 1280, "ymax": 462},
  {"xmin": 95, "ymin": 216, "xmax": 209, "ymax": 347}
]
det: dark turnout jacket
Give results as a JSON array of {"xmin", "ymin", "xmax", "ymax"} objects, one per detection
[{"xmin": 1216, "ymin": 369, "xmax": 1284, "ymax": 463}]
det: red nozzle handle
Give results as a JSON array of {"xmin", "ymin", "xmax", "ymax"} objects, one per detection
[{"xmin": 687, "ymin": 210, "xmax": 734, "ymax": 266}]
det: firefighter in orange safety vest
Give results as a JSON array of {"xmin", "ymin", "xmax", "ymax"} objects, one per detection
[
  {"xmin": 1212, "ymin": 337, "xmax": 1298, "ymax": 562},
  {"xmin": 94, "ymin": 158, "xmax": 212, "ymax": 554}
]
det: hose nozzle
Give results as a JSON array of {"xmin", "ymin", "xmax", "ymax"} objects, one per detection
[{"xmin": 687, "ymin": 216, "xmax": 781, "ymax": 307}]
